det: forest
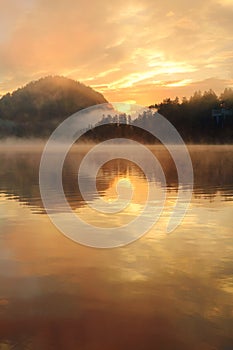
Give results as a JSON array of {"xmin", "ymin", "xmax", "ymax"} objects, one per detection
[
  {"xmin": 150, "ymin": 88, "xmax": 233, "ymax": 143},
  {"xmin": 81, "ymin": 88, "xmax": 233, "ymax": 144},
  {"xmin": 0, "ymin": 76, "xmax": 232, "ymax": 143},
  {"xmin": 0, "ymin": 76, "xmax": 107, "ymax": 137}
]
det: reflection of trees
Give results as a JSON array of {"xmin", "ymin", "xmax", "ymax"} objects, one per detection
[
  {"xmin": 0, "ymin": 151, "xmax": 110, "ymax": 213},
  {"xmin": 190, "ymin": 147, "xmax": 233, "ymax": 200},
  {"xmin": 0, "ymin": 152, "xmax": 42, "ymax": 210},
  {"xmin": 0, "ymin": 147, "xmax": 232, "ymax": 213}
]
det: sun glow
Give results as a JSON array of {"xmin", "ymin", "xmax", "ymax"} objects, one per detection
[
  {"xmin": 164, "ymin": 79, "xmax": 193, "ymax": 87},
  {"xmin": 0, "ymin": 0, "xmax": 232, "ymax": 104},
  {"xmin": 113, "ymin": 101, "xmax": 136, "ymax": 114}
]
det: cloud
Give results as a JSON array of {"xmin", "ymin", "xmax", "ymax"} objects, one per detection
[
  {"xmin": 166, "ymin": 11, "xmax": 175, "ymax": 17},
  {"xmin": 0, "ymin": 0, "xmax": 232, "ymax": 104},
  {"xmin": 100, "ymin": 77, "xmax": 233, "ymax": 105},
  {"xmin": 164, "ymin": 79, "xmax": 193, "ymax": 87}
]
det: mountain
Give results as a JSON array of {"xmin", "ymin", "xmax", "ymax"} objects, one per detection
[{"xmin": 0, "ymin": 76, "xmax": 108, "ymax": 137}]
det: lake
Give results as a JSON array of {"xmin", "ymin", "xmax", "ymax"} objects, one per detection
[{"xmin": 0, "ymin": 144, "xmax": 232, "ymax": 350}]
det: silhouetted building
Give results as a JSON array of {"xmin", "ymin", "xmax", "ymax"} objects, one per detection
[{"xmin": 212, "ymin": 108, "xmax": 233, "ymax": 128}]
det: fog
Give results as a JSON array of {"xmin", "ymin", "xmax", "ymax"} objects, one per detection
[{"xmin": 1, "ymin": 138, "xmax": 233, "ymax": 149}]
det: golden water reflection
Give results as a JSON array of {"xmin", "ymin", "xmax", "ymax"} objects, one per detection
[{"xmin": 0, "ymin": 145, "xmax": 232, "ymax": 350}]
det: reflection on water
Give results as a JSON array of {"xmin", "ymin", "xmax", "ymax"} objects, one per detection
[{"xmin": 0, "ymin": 145, "xmax": 232, "ymax": 350}]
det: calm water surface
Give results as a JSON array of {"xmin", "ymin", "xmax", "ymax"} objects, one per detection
[{"xmin": 0, "ymin": 144, "xmax": 232, "ymax": 350}]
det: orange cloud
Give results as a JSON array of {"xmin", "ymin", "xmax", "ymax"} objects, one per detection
[{"xmin": 0, "ymin": 0, "xmax": 232, "ymax": 104}]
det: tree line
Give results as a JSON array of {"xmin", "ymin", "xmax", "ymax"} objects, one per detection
[
  {"xmin": 0, "ymin": 76, "xmax": 107, "ymax": 137},
  {"xmin": 82, "ymin": 88, "xmax": 233, "ymax": 144},
  {"xmin": 0, "ymin": 78, "xmax": 232, "ymax": 143},
  {"xmin": 149, "ymin": 88, "xmax": 233, "ymax": 143}
]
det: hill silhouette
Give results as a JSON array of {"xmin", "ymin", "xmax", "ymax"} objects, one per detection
[
  {"xmin": 0, "ymin": 76, "xmax": 107, "ymax": 137},
  {"xmin": 0, "ymin": 78, "xmax": 232, "ymax": 143}
]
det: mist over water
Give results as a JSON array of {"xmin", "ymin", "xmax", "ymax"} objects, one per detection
[{"xmin": 0, "ymin": 143, "xmax": 232, "ymax": 349}]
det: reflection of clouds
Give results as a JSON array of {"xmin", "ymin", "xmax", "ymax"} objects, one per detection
[{"xmin": 0, "ymin": 160, "xmax": 232, "ymax": 349}]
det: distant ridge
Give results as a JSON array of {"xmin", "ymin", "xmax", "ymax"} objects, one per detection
[{"xmin": 0, "ymin": 76, "xmax": 108, "ymax": 137}]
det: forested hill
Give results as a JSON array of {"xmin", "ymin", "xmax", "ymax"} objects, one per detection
[
  {"xmin": 151, "ymin": 89, "xmax": 233, "ymax": 143},
  {"xmin": 0, "ymin": 78, "xmax": 232, "ymax": 143},
  {"xmin": 0, "ymin": 76, "xmax": 107, "ymax": 137}
]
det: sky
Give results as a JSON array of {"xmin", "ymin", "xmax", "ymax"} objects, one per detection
[{"xmin": 0, "ymin": 0, "xmax": 233, "ymax": 105}]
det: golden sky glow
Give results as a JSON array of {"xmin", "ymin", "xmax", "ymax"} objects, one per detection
[{"xmin": 0, "ymin": 0, "xmax": 233, "ymax": 105}]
